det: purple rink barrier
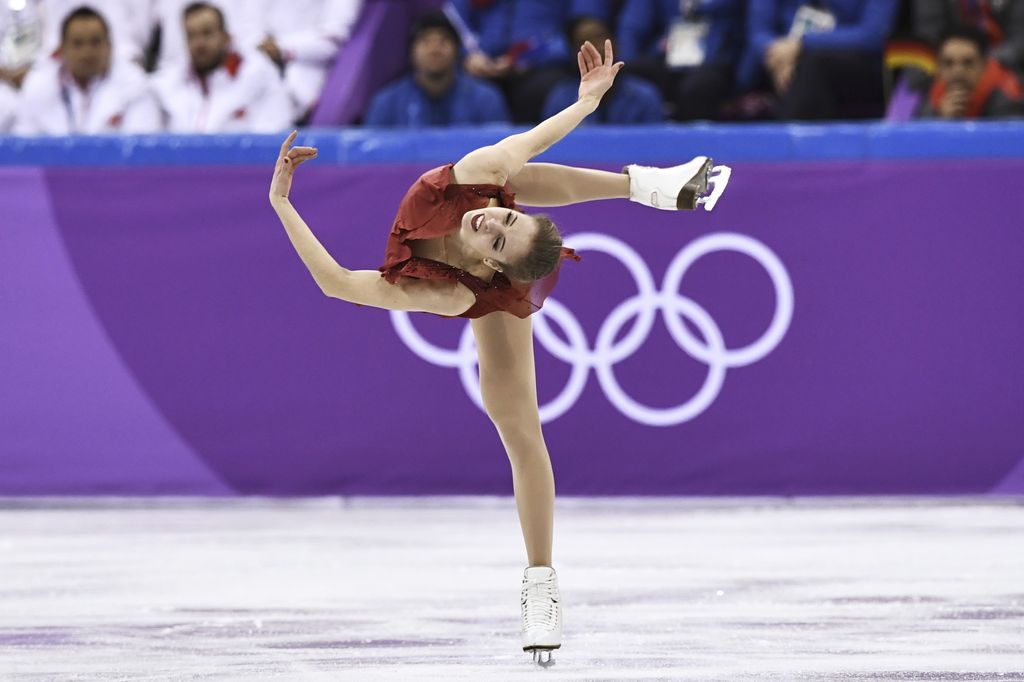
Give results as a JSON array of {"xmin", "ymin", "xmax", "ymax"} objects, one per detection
[{"xmin": 1, "ymin": 160, "xmax": 1022, "ymax": 496}]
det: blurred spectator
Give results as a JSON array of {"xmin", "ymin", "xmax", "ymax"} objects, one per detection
[
  {"xmin": 14, "ymin": 6, "xmax": 160, "ymax": 134},
  {"xmin": 615, "ymin": 0, "xmax": 745, "ymax": 120},
  {"xmin": 745, "ymin": 0, "xmax": 898, "ymax": 120},
  {"xmin": 249, "ymin": 0, "xmax": 362, "ymax": 121},
  {"xmin": 917, "ymin": 24, "xmax": 1024, "ymax": 119},
  {"xmin": 152, "ymin": 2, "xmax": 291, "ymax": 132},
  {"xmin": 912, "ymin": 0, "xmax": 1024, "ymax": 76},
  {"xmin": 364, "ymin": 10, "xmax": 509, "ymax": 127},
  {"xmin": 542, "ymin": 16, "xmax": 663, "ymax": 123},
  {"xmin": 6, "ymin": 2, "xmax": 153, "ymax": 91},
  {"xmin": 447, "ymin": 0, "xmax": 608, "ymax": 123},
  {"xmin": 153, "ymin": 0, "xmax": 258, "ymax": 71},
  {"xmin": 42, "ymin": 1, "xmax": 154, "ymax": 66}
]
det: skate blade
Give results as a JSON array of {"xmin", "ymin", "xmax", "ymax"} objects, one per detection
[
  {"xmin": 528, "ymin": 647, "xmax": 558, "ymax": 667},
  {"xmin": 697, "ymin": 165, "xmax": 732, "ymax": 212},
  {"xmin": 676, "ymin": 158, "xmax": 714, "ymax": 210}
]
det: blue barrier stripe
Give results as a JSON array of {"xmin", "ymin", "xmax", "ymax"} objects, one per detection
[{"xmin": 1, "ymin": 121, "xmax": 1022, "ymax": 166}]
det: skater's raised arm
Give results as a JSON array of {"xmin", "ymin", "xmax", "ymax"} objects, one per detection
[
  {"xmin": 270, "ymin": 133, "xmax": 476, "ymax": 316},
  {"xmin": 453, "ymin": 39, "xmax": 623, "ymax": 185}
]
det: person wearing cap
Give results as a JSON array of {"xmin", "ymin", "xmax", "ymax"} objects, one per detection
[{"xmin": 363, "ymin": 11, "xmax": 510, "ymax": 127}]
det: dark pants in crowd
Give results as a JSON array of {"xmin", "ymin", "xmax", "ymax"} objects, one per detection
[
  {"xmin": 499, "ymin": 64, "xmax": 570, "ymax": 124},
  {"xmin": 781, "ymin": 50, "xmax": 885, "ymax": 120},
  {"xmin": 619, "ymin": 56, "xmax": 735, "ymax": 121}
]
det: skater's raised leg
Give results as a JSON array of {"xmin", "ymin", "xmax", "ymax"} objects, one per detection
[
  {"xmin": 508, "ymin": 159, "xmax": 731, "ymax": 211},
  {"xmin": 508, "ymin": 163, "xmax": 629, "ymax": 207}
]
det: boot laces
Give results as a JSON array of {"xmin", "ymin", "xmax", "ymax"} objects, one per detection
[{"xmin": 521, "ymin": 576, "xmax": 559, "ymax": 630}]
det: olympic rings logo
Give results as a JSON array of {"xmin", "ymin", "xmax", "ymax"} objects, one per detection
[{"xmin": 391, "ymin": 232, "xmax": 794, "ymax": 426}]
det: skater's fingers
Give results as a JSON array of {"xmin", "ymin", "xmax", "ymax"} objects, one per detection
[
  {"xmin": 291, "ymin": 148, "xmax": 317, "ymax": 165},
  {"xmin": 581, "ymin": 41, "xmax": 595, "ymax": 71},
  {"xmin": 604, "ymin": 38, "xmax": 613, "ymax": 65},
  {"xmin": 279, "ymin": 130, "xmax": 297, "ymax": 156},
  {"xmin": 577, "ymin": 49, "xmax": 586, "ymax": 77},
  {"xmin": 614, "ymin": 61, "xmax": 624, "ymax": 74},
  {"xmin": 585, "ymin": 40, "xmax": 602, "ymax": 66}
]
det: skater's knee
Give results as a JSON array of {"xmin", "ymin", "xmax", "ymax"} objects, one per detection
[{"xmin": 486, "ymin": 404, "xmax": 541, "ymax": 443}]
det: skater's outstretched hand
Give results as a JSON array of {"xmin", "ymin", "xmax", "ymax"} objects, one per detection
[
  {"xmin": 577, "ymin": 39, "xmax": 624, "ymax": 103},
  {"xmin": 270, "ymin": 131, "xmax": 318, "ymax": 203}
]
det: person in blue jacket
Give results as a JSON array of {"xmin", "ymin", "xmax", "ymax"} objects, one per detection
[
  {"xmin": 743, "ymin": 0, "xmax": 899, "ymax": 120},
  {"xmin": 364, "ymin": 11, "xmax": 510, "ymax": 127},
  {"xmin": 615, "ymin": 0, "xmax": 746, "ymax": 120},
  {"xmin": 449, "ymin": 0, "xmax": 611, "ymax": 122},
  {"xmin": 543, "ymin": 16, "xmax": 665, "ymax": 124}
]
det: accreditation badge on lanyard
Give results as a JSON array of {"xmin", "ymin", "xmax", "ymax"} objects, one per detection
[
  {"xmin": 789, "ymin": 4, "xmax": 837, "ymax": 38},
  {"xmin": 665, "ymin": 0, "xmax": 709, "ymax": 68}
]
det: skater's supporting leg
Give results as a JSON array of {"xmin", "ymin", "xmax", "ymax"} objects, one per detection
[
  {"xmin": 507, "ymin": 163, "xmax": 629, "ymax": 207},
  {"xmin": 471, "ymin": 311, "xmax": 554, "ymax": 567}
]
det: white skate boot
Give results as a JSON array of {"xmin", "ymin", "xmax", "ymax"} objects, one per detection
[
  {"xmin": 521, "ymin": 565, "xmax": 561, "ymax": 667},
  {"xmin": 624, "ymin": 157, "xmax": 732, "ymax": 211}
]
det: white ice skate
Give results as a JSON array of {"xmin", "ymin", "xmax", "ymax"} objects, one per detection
[
  {"xmin": 521, "ymin": 565, "xmax": 561, "ymax": 667},
  {"xmin": 624, "ymin": 157, "xmax": 732, "ymax": 212}
]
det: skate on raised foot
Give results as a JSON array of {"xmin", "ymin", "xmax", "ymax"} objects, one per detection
[
  {"xmin": 521, "ymin": 565, "xmax": 561, "ymax": 668},
  {"xmin": 624, "ymin": 157, "xmax": 732, "ymax": 212}
]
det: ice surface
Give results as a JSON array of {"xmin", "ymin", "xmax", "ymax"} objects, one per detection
[{"xmin": 1, "ymin": 497, "xmax": 1022, "ymax": 681}]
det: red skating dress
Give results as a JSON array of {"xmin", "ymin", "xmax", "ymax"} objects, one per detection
[{"xmin": 379, "ymin": 163, "xmax": 580, "ymax": 319}]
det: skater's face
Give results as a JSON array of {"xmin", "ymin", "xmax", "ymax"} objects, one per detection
[
  {"xmin": 938, "ymin": 38, "xmax": 985, "ymax": 92},
  {"xmin": 61, "ymin": 17, "xmax": 110, "ymax": 85},
  {"xmin": 185, "ymin": 7, "xmax": 231, "ymax": 76},
  {"xmin": 460, "ymin": 207, "xmax": 539, "ymax": 272}
]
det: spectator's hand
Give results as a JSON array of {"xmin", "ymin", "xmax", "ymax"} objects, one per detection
[
  {"xmin": 259, "ymin": 36, "xmax": 286, "ymax": 69},
  {"xmin": 765, "ymin": 37, "xmax": 800, "ymax": 73},
  {"xmin": 577, "ymin": 39, "xmax": 624, "ymax": 103},
  {"xmin": 939, "ymin": 85, "xmax": 970, "ymax": 119},
  {"xmin": 270, "ymin": 131, "xmax": 317, "ymax": 203},
  {"xmin": 464, "ymin": 51, "xmax": 512, "ymax": 78},
  {"xmin": 765, "ymin": 37, "xmax": 800, "ymax": 93},
  {"xmin": 771, "ymin": 61, "xmax": 795, "ymax": 94}
]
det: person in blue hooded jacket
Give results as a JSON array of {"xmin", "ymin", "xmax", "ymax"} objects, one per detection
[
  {"xmin": 543, "ymin": 16, "xmax": 665, "ymax": 124},
  {"xmin": 364, "ymin": 11, "xmax": 510, "ymax": 127},
  {"xmin": 615, "ymin": 0, "xmax": 746, "ymax": 120},
  {"xmin": 743, "ymin": 0, "xmax": 899, "ymax": 120},
  {"xmin": 449, "ymin": 0, "xmax": 611, "ymax": 123}
]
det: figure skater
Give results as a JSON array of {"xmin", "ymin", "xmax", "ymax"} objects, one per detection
[{"xmin": 269, "ymin": 39, "xmax": 730, "ymax": 666}]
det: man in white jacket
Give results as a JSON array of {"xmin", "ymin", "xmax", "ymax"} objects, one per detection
[
  {"xmin": 41, "ymin": 0, "xmax": 155, "ymax": 66},
  {"xmin": 251, "ymin": 0, "xmax": 362, "ymax": 119},
  {"xmin": 14, "ymin": 6, "xmax": 160, "ymax": 135},
  {"xmin": 152, "ymin": 2, "xmax": 291, "ymax": 132},
  {"xmin": 152, "ymin": 0, "xmax": 255, "ymax": 71}
]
